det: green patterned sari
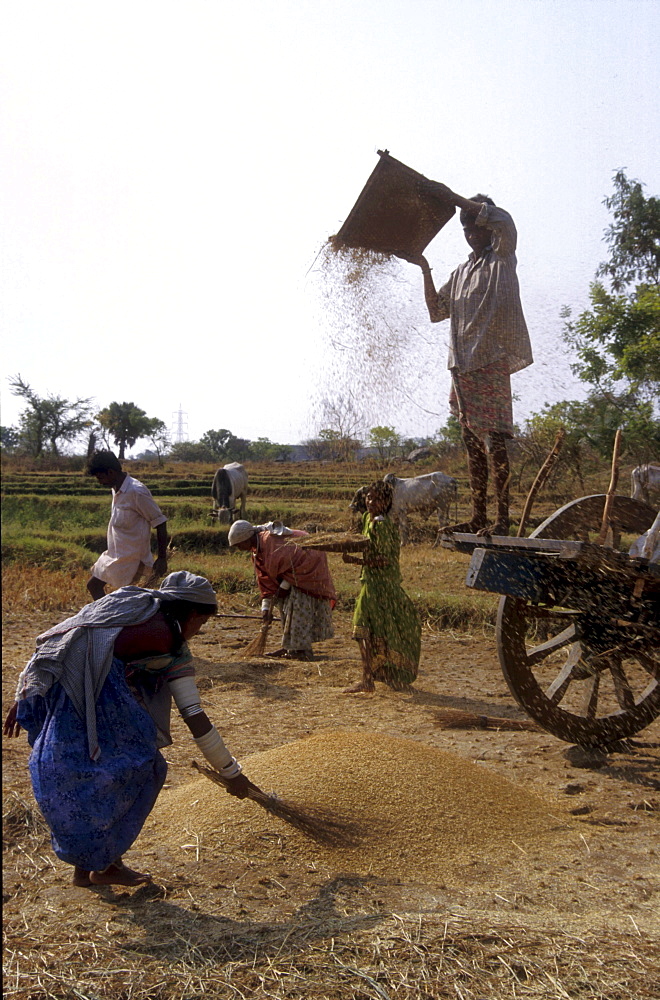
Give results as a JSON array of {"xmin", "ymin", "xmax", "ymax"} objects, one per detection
[{"xmin": 352, "ymin": 513, "xmax": 421, "ymax": 688}]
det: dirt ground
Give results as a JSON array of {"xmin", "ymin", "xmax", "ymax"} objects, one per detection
[{"xmin": 3, "ymin": 598, "xmax": 660, "ymax": 999}]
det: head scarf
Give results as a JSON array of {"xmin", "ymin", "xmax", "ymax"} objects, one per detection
[
  {"xmin": 228, "ymin": 520, "xmax": 257, "ymax": 546},
  {"xmin": 156, "ymin": 570, "xmax": 217, "ymax": 606}
]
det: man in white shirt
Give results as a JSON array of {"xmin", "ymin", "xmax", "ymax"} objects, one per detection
[
  {"xmin": 401, "ymin": 183, "xmax": 533, "ymax": 535},
  {"xmin": 86, "ymin": 452, "xmax": 169, "ymax": 600}
]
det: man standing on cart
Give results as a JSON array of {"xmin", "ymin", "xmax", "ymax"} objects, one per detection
[{"xmin": 400, "ymin": 184, "xmax": 533, "ymax": 536}]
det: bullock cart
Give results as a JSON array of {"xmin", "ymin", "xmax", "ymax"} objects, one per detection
[{"xmin": 440, "ymin": 495, "xmax": 659, "ymax": 747}]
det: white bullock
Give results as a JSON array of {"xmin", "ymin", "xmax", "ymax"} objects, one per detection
[
  {"xmin": 628, "ymin": 510, "xmax": 660, "ymax": 564},
  {"xmin": 211, "ymin": 462, "xmax": 248, "ymax": 524},
  {"xmin": 350, "ymin": 471, "xmax": 457, "ymax": 545},
  {"xmin": 630, "ymin": 464, "xmax": 660, "ymax": 504}
]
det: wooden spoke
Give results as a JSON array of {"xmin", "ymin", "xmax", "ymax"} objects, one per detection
[
  {"xmin": 546, "ymin": 643, "xmax": 583, "ymax": 704},
  {"xmin": 608, "ymin": 657, "xmax": 636, "ymax": 711},
  {"xmin": 582, "ymin": 674, "xmax": 600, "ymax": 720},
  {"xmin": 638, "ymin": 652, "xmax": 660, "ymax": 680},
  {"xmin": 526, "ymin": 624, "xmax": 577, "ymax": 667}
]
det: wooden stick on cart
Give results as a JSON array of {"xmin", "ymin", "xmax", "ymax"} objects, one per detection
[
  {"xmin": 517, "ymin": 428, "xmax": 566, "ymax": 537},
  {"xmin": 596, "ymin": 428, "xmax": 622, "ymax": 547}
]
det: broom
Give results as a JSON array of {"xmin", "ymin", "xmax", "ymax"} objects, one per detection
[
  {"xmin": 191, "ymin": 761, "xmax": 362, "ymax": 847},
  {"xmin": 434, "ymin": 708, "xmax": 541, "ymax": 732},
  {"xmin": 288, "ymin": 532, "xmax": 369, "ymax": 552},
  {"xmin": 240, "ymin": 619, "xmax": 272, "ymax": 658}
]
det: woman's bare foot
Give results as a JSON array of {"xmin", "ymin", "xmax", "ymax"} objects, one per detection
[
  {"xmin": 343, "ymin": 680, "xmax": 375, "ymax": 694},
  {"xmin": 89, "ymin": 861, "xmax": 153, "ymax": 886},
  {"xmin": 72, "ymin": 866, "xmax": 92, "ymax": 887}
]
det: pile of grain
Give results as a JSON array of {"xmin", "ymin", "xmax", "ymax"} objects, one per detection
[{"xmin": 149, "ymin": 730, "xmax": 566, "ymax": 884}]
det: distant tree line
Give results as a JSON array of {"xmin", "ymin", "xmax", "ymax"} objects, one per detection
[{"xmin": 0, "ymin": 383, "xmax": 292, "ymax": 465}]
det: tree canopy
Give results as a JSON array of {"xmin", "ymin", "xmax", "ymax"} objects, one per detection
[
  {"xmin": 96, "ymin": 401, "xmax": 162, "ymax": 459},
  {"xmin": 8, "ymin": 375, "xmax": 93, "ymax": 457},
  {"xmin": 563, "ymin": 170, "xmax": 660, "ymax": 403}
]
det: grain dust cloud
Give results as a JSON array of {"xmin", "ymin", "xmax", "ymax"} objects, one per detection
[{"xmin": 308, "ymin": 241, "xmax": 451, "ymax": 439}]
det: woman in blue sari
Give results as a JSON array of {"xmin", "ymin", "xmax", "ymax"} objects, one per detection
[{"xmin": 4, "ymin": 572, "xmax": 253, "ymax": 888}]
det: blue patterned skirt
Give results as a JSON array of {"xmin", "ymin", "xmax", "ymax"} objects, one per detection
[{"xmin": 16, "ymin": 658, "xmax": 167, "ymax": 871}]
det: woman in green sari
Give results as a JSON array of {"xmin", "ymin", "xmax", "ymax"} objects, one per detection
[{"xmin": 343, "ymin": 481, "xmax": 421, "ymax": 694}]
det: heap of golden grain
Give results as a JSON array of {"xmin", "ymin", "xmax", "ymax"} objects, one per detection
[{"xmin": 149, "ymin": 730, "xmax": 566, "ymax": 884}]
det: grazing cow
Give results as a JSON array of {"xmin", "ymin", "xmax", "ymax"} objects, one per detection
[
  {"xmin": 211, "ymin": 462, "xmax": 248, "ymax": 524},
  {"xmin": 350, "ymin": 471, "xmax": 457, "ymax": 545},
  {"xmin": 631, "ymin": 464, "xmax": 660, "ymax": 504}
]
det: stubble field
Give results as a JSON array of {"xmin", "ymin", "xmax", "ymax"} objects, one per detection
[{"xmin": 2, "ymin": 461, "xmax": 659, "ymax": 999}]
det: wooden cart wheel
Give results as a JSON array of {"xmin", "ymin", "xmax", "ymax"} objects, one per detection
[{"xmin": 497, "ymin": 495, "xmax": 659, "ymax": 746}]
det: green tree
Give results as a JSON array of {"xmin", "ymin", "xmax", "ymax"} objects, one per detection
[
  {"xmin": 224, "ymin": 435, "xmax": 251, "ymax": 462},
  {"xmin": 249, "ymin": 437, "xmax": 290, "ymax": 461},
  {"xmin": 96, "ymin": 401, "xmax": 157, "ymax": 459},
  {"xmin": 1, "ymin": 425, "xmax": 20, "ymax": 453},
  {"xmin": 199, "ymin": 428, "xmax": 252, "ymax": 463},
  {"xmin": 169, "ymin": 440, "xmax": 216, "ymax": 462},
  {"xmin": 563, "ymin": 171, "xmax": 660, "ymax": 402},
  {"xmin": 146, "ymin": 419, "xmax": 171, "ymax": 466},
  {"xmin": 522, "ymin": 396, "xmax": 660, "ymax": 492},
  {"xmin": 199, "ymin": 428, "xmax": 233, "ymax": 459},
  {"xmin": 368, "ymin": 425, "xmax": 400, "ymax": 462},
  {"xmin": 8, "ymin": 375, "xmax": 93, "ymax": 457},
  {"xmin": 433, "ymin": 415, "xmax": 463, "ymax": 448}
]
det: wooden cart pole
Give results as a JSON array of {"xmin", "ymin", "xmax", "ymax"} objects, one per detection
[
  {"xmin": 596, "ymin": 428, "xmax": 622, "ymax": 547},
  {"xmin": 517, "ymin": 429, "xmax": 566, "ymax": 537}
]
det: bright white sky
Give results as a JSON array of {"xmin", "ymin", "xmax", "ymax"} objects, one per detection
[{"xmin": 1, "ymin": 0, "xmax": 659, "ymax": 452}]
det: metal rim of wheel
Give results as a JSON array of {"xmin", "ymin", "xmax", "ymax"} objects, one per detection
[{"xmin": 497, "ymin": 495, "xmax": 659, "ymax": 747}]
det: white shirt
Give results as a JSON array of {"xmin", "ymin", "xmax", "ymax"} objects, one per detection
[
  {"xmin": 436, "ymin": 204, "xmax": 533, "ymax": 375},
  {"xmin": 91, "ymin": 475, "xmax": 167, "ymax": 588}
]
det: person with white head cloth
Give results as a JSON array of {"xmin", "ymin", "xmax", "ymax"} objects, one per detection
[
  {"xmin": 228, "ymin": 520, "xmax": 336, "ymax": 661},
  {"xmin": 4, "ymin": 571, "xmax": 255, "ymax": 888}
]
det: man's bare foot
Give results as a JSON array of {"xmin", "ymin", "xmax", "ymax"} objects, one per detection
[
  {"xmin": 72, "ymin": 866, "xmax": 92, "ymax": 887},
  {"xmin": 264, "ymin": 648, "xmax": 287, "ymax": 658},
  {"xmin": 343, "ymin": 680, "xmax": 375, "ymax": 694},
  {"xmin": 89, "ymin": 861, "xmax": 153, "ymax": 886},
  {"xmin": 283, "ymin": 649, "xmax": 314, "ymax": 661}
]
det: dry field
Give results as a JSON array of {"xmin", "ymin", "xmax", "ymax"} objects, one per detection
[{"xmin": 3, "ymin": 463, "xmax": 660, "ymax": 999}]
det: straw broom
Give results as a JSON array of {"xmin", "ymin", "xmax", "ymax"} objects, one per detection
[
  {"xmin": 191, "ymin": 761, "xmax": 362, "ymax": 847},
  {"xmin": 288, "ymin": 532, "xmax": 369, "ymax": 552},
  {"xmin": 240, "ymin": 619, "xmax": 272, "ymax": 658},
  {"xmin": 434, "ymin": 709, "xmax": 541, "ymax": 732}
]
